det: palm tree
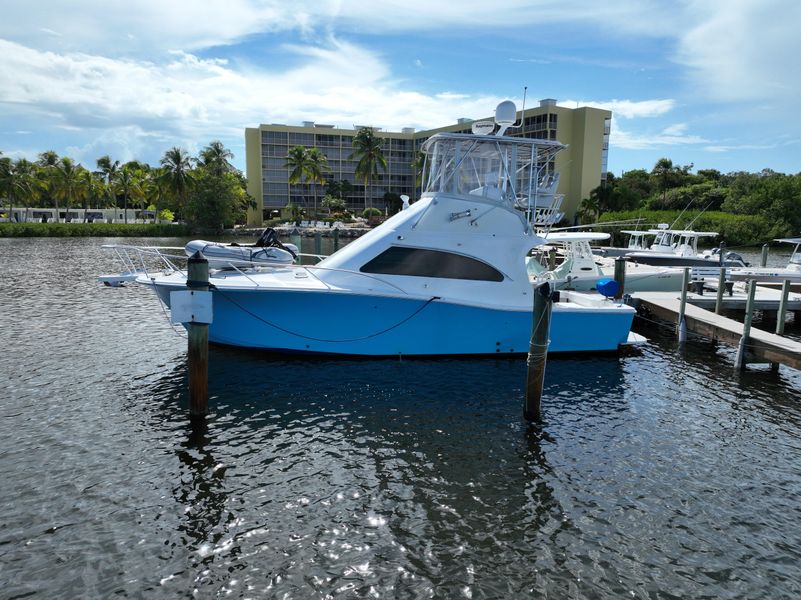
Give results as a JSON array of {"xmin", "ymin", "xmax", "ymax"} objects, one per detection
[
  {"xmin": 198, "ymin": 140, "xmax": 235, "ymax": 177},
  {"xmin": 577, "ymin": 195, "xmax": 600, "ymax": 224},
  {"xmin": 0, "ymin": 158, "xmax": 38, "ymax": 220},
  {"xmin": 160, "ymin": 147, "xmax": 194, "ymax": 220},
  {"xmin": 350, "ymin": 127, "xmax": 387, "ymax": 210},
  {"xmin": 52, "ymin": 158, "xmax": 87, "ymax": 220},
  {"xmin": 652, "ymin": 158, "xmax": 675, "ymax": 206},
  {"xmin": 285, "ymin": 145, "xmax": 310, "ymax": 210},
  {"xmin": 305, "ymin": 147, "xmax": 330, "ymax": 219},
  {"xmin": 80, "ymin": 169, "xmax": 107, "ymax": 218},
  {"xmin": 37, "ymin": 150, "xmax": 60, "ymax": 217},
  {"xmin": 114, "ymin": 167, "xmax": 142, "ymax": 223},
  {"xmin": 144, "ymin": 168, "xmax": 170, "ymax": 223},
  {"xmin": 96, "ymin": 155, "xmax": 120, "ymax": 211}
]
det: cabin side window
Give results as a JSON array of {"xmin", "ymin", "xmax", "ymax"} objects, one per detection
[{"xmin": 360, "ymin": 247, "xmax": 504, "ymax": 282}]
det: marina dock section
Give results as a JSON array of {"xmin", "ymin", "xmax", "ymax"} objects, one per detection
[{"xmin": 631, "ymin": 285, "xmax": 801, "ymax": 370}]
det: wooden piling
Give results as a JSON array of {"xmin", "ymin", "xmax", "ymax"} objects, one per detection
[
  {"xmin": 333, "ymin": 227, "xmax": 340, "ymax": 251},
  {"xmin": 613, "ymin": 258, "xmax": 626, "ymax": 300},
  {"xmin": 715, "ymin": 267, "xmax": 726, "ymax": 314},
  {"xmin": 314, "ymin": 231, "xmax": 322, "ymax": 257},
  {"xmin": 187, "ymin": 251, "xmax": 209, "ymax": 418},
  {"xmin": 290, "ymin": 230, "xmax": 302, "ymax": 261},
  {"xmin": 776, "ymin": 279, "xmax": 791, "ymax": 335},
  {"xmin": 547, "ymin": 248, "xmax": 557, "ymax": 271},
  {"xmin": 524, "ymin": 282, "xmax": 553, "ymax": 422},
  {"xmin": 734, "ymin": 279, "xmax": 757, "ymax": 370},
  {"xmin": 678, "ymin": 267, "xmax": 690, "ymax": 342},
  {"xmin": 761, "ymin": 243, "xmax": 769, "ymax": 267}
]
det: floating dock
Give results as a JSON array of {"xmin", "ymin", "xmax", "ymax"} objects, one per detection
[{"xmin": 631, "ymin": 285, "xmax": 801, "ymax": 370}]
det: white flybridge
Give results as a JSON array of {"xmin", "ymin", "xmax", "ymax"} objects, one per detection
[{"xmin": 135, "ymin": 101, "xmax": 639, "ymax": 356}]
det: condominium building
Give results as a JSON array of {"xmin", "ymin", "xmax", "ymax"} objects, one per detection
[{"xmin": 244, "ymin": 99, "xmax": 611, "ymax": 225}]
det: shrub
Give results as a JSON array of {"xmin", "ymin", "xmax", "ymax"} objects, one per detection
[{"xmin": 0, "ymin": 222, "xmax": 191, "ymax": 238}]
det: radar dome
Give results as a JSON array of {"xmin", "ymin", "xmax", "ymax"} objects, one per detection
[{"xmin": 495, "ymin": 101, "xmax": 517, "ymax": 125}]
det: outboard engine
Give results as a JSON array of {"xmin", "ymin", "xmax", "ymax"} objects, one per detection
[
  {"xmin": 255, "ymin": 228, "xmax": 297, "ymax": 259},
  {"xmin": 255, "ymin": 228, "xmax": 279, "ymax": 247},
  {"xmin": 725, "ymin": 251, "xmax": 748, "ymax": 266}
]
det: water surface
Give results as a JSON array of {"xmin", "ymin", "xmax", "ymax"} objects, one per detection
[{"xmin": 1, "ymin": 237, "xmax": 801, "ymax": 598}]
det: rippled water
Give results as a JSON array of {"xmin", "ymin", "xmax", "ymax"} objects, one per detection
[{"xmin": 2, "ymin": 237, "xmax": 801, "ymax": 599}]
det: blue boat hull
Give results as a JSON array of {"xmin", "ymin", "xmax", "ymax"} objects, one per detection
[{"xmin": 156, "ymin": 286, "xmax": 635, "ymax": 356}]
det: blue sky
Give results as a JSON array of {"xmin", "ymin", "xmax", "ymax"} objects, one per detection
[{"xmin": 1, "ymin": 0, "xmax": 800, "ymax": 177}]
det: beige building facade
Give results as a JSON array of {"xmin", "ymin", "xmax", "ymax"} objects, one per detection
[{"xmin": 245, "ymin": 99, "xmax": 611, "ymax": 225}]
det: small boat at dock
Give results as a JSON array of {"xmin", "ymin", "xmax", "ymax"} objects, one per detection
[
  {"xmin": 184, "ymin": 228, "xmax": 299, "ymax": 269},
  {"xmin": 625, "ymin": 228, "xmax": 748, "ymax": 268},
  {"xmin": 530, "ymin": 232, "xmax": 684, "ymax": 292}
]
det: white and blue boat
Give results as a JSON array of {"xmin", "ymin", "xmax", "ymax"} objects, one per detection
[{"xmin": 138, "ymin": 101, "xmax": 639, "ymax": 356}]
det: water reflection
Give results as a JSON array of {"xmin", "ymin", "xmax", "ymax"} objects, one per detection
[
  {"xmin": 5, "ymin": 237, "xmax": 801, "ymax": 598},
  {"xmin": 174, "ymin": 420, "xmax": 230, "ymax": 550}
]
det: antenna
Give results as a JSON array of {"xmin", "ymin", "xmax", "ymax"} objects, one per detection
[{"xmin": 513, "ymin": 86, "xmax": 527, "ymax": 128}]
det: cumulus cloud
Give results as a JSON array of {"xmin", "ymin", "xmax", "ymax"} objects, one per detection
[
  {"xmin": 0, "ymin": 0, "xmax": 683, "ymax": 57},
  {"xmin": 675, "ymin": 0, "xmax": 801, "ymax": 105},
  {"xmin": 0, "ymin": 36, "xmax": 511, "ymax": 164},
  {"xmin": 2, "ymin": 0, "xmax": 798, "ymax": 172},
  {"xmin": 563, "ymin": 98, "xmax": 676, "ymax": 120}
]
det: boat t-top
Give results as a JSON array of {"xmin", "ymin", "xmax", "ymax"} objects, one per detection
[
  {"xmin": 132, "ymin": 101, "xmax": 640, "ymax": 356},
  {"xmin": 625, "ymin": 228, "xmax": 748, "ymax": 268}
]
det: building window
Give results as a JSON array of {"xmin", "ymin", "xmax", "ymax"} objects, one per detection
[{"xmin": 360, "ymin": 246, "xmax": 504, "ymax": 281}]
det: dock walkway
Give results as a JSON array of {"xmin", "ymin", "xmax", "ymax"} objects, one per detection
[
  {"xmin": 678, "ymin": 279, "xmax": 801, "ymax": 311},
  {"xmin": 633, "ymin": 289, "xmax": 801, "ymax": 369}
]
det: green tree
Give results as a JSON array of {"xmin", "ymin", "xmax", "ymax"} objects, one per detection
[
  {"xmin": 285, "ymin": 145, "xmax": 311, "ymax": 208},
  {"xmin": 185, "ymin": 169, "xmax": 249, "ymax": 232},
  {"xmin": 113, "ymin": 167, "xmax": 142, "ymax": 224},
  {"xmin": 37, "ymin": 150, "xmax": 60, "ymax": 214},
  {"xmin": 144, "ymin": 168, "xmax": 171, "ymax": 223},
  {"xmin": 96, "ymin": 155, "xmax": 120, "ymax": 211},
  {"xmin": 0, "ymin": 158, "xmax": 38, "ymax": 220},
  {"xmin": 326, "ymin": 179, "xmax": 353, "ymax": 202},
  {"xmin": 383, "ymin": 191, "xmax": 402, "ymax": 214},
  {"xmin": 160, "ymin": 147, "xmax": 194, "ymax": 220},
  {"xmin": 198, "ymin": 140, "xmax": 235, "ymax": 177},
  {"xmin": 51, "ymin": 157, "xmax": 88, "ymax": 220},
  {"xmin": 651, "ymin": 158, "xmax": 675, "ymax": 206},
  {"xmin": 80, "ymin": 169, "xmax": 107, "ymax": 213},
  {"xmin": 350, "ymin": 127, "xmax": 387, "ymax": 209},
  {"xmin": 305, "ymin": 147, "xmax": 330, "ymax": 219},
  {"xmin": 576, "ymin": 194, "xmax": 600, "ymax": 224},
  {"xmin": 321, "ymin": 194, "xmax": 346, "ymax": 216}
]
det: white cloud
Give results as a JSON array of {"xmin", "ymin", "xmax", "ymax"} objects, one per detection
[
  {"xmin": 609, "ymin": 118, "xmax": 708, "ymax": 151},
  {"xmin": 675, "ymin": 0, "xmax": 801, "ymax": 105},
  {"xmin": 0, "ymin": 0, "xmax": 683, "ymax": 58},
  {"xmin": 563, "ymin": 98, "xmax": 675, "ymax": 119},
  {"xmin": 3, "ymin": 0, "xmax": 798, "ymax": 173},
  {"xmin": 0, "ymin": 37, "xmax": 511, "ymax": 165}
]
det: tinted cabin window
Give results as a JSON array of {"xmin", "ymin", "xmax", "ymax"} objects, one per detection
[{"xmin": 360, "ymin": 247, "xmax": 504, "ymax": 282}]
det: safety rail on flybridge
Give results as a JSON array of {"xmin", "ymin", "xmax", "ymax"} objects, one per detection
[{"xmin": 420, "ymin": 131, "xmax": 566, "ymax": 231}]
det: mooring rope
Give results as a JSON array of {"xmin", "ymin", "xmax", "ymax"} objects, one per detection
[{"xmin": 214, "ymin": 288, "xmax": 441, "ymax": 343}]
